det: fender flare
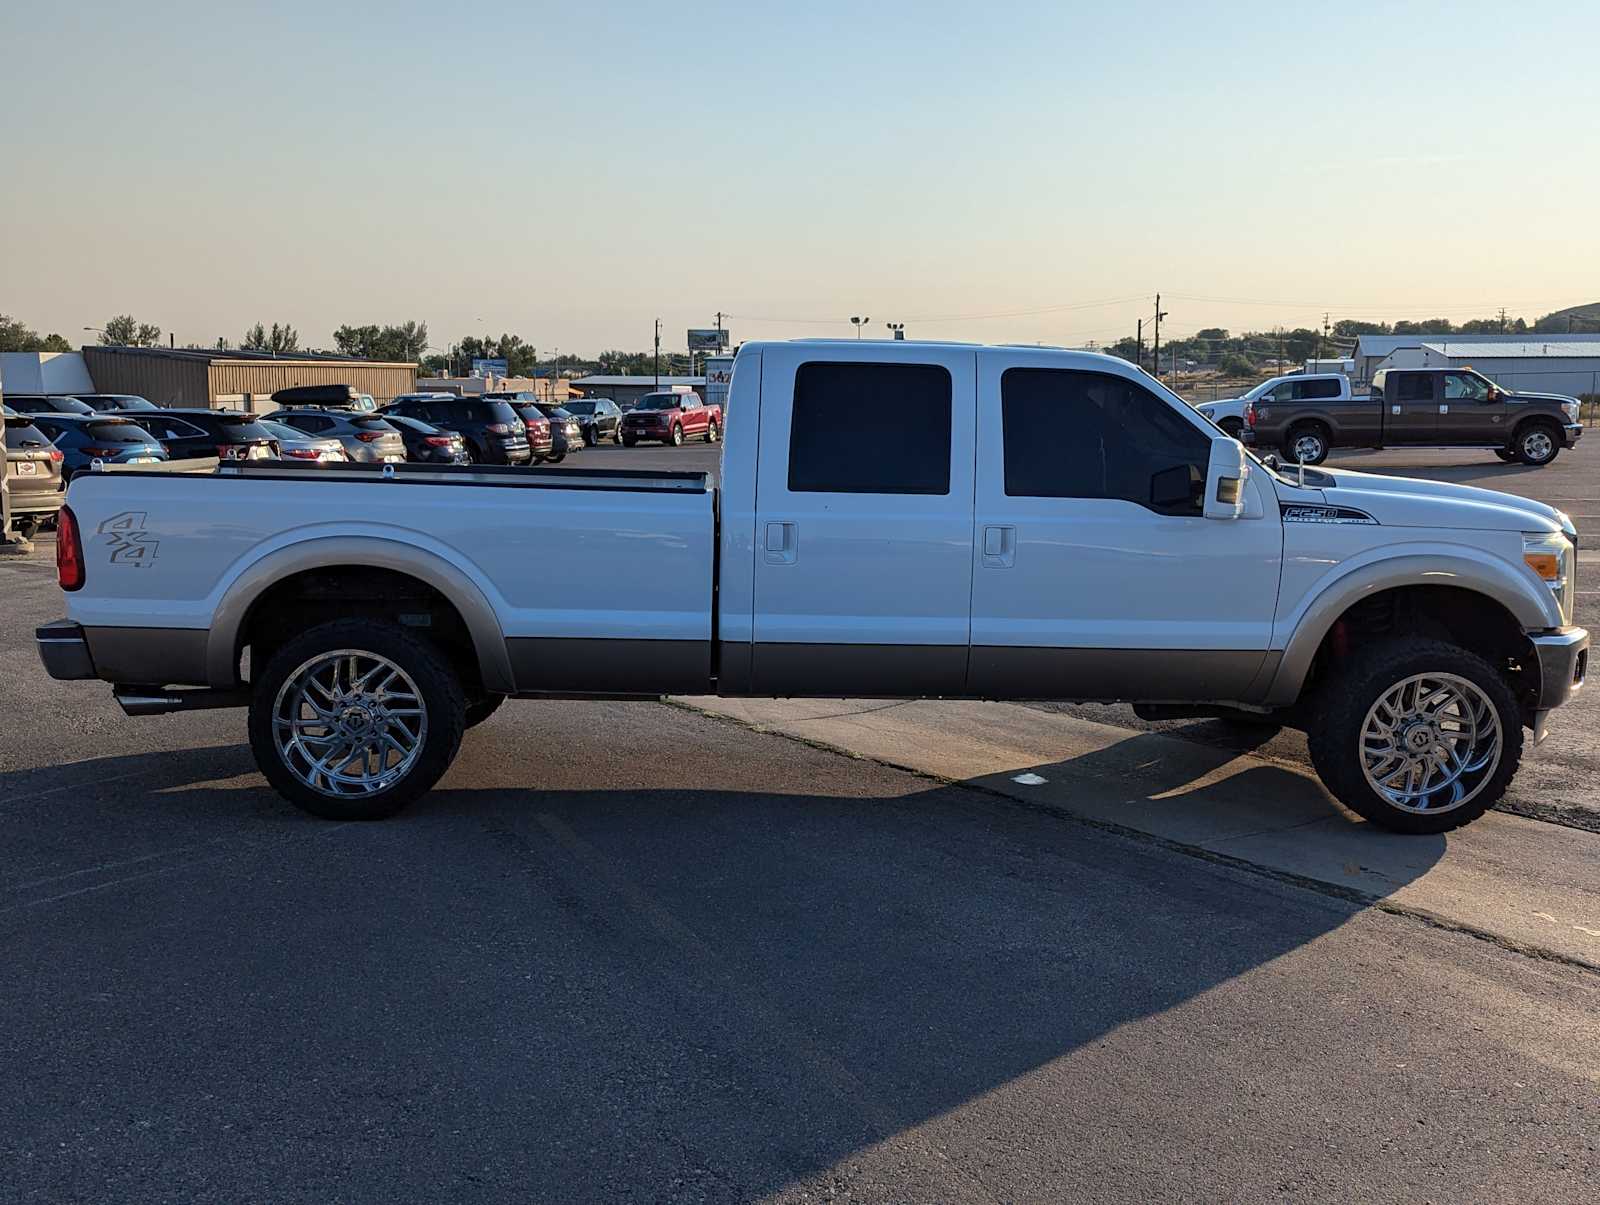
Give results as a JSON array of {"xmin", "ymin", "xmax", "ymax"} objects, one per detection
[
  {"xmin": 206, "ymin": 535, "xmax": 515, "ymax": 693},
  {"xmin": 1264, "ymin": 550, "xmax": 1560, "ymax": 706}
]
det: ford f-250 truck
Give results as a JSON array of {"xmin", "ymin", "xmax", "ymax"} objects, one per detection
[
  {"xmin": 1195, "ymin": 372, "xmax": 1361, "ymax": 437},
  {"xmin": 36, "ymin": 341, "xmax": 1588, "ymax": 834},
  {"xmin": 1244, "ymin": 367, "xmax": 1584, "ymax": 467}
]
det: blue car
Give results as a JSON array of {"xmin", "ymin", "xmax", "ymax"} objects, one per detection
[{"xmin": 24, "ymin": 413, "xmax": 168, "ymax": 480}]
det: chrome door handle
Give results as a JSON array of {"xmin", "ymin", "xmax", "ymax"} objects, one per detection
[{"xmin": 765, "ymin": 521, "xmax": 797, "ymax": 564}]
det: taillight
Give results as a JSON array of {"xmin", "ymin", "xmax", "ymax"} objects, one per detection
[
  {"xmin": 57, "ymin": 505, "xmax": 85, "ymax": 591},
  {"xmin": 485, "ymin": 422, "xmax": 513, "ymax": 434},
  {"xmin": 355, "ymin": 431, "xmax": 385, "ymax": 442},
  {"xmin": 49, "ymin": 449, "xmax": 64, "ymax": 463},
  {"xmin": 81, "ymin": 446, "xmax": 115, "ymax": 458},
  {"xmin": 285, "ymin": 447, "xmax": 320, "ymax": 458},
  {"xmin": 423, "ymin": 435, "xmax": 452, "ymax": 447},
  {"xmin": 1243, "ymin": 403, "xmax": 1256, "ymax": 429}
]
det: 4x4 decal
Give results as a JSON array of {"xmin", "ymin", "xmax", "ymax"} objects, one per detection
[{"xmin": 98, "ymin": 511, "xmax": 160, "ymax": 566}]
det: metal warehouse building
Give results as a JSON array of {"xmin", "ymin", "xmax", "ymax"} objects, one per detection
[
  {"xmin": 1351, "ymin": 332, "xmax": 1600, "ymax": 387},
  {"xmin": 1411, "ymin": 341, "xmax": 1600, "ymax": 399},
  {"xmin": 82, "ymin": 346, "xmax": 417, "ymax": 409},
  {"xmin": 571, "ymin": 374, "xmax": 706, "ymax": 407}
]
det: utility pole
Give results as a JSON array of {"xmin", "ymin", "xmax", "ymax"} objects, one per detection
[
  {"xmin": 1136, "ymin": 318, "xmax": 1143, "ymax": 370},
  {"xmin": 653, "ymin": 319, "xmax": 661, "ymax": 388},
  {"xmin": 1318, "ymin": 311, "xmax": 1330, "ymax": 364},
  {"xmin": 1151, "ymin": 295, "xmax": 1168, "ymax": 380},
  {"xmin": 1497, "ymin": 307, "xmax": 1508, "ymax": 333}
]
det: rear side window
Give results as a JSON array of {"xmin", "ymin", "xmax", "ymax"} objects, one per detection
[
  {"xmin": 1393, "ymin": 374, "xmax": 1433, "ymax": 402},
  {"xmin": 214, "ymin": 416, "xmax": 275, "ymax": 440},
  {"xmin": 1001, "ymin": 368, "xmax": 1211, "ymax": 515},
  {"xmin": 1301, "ymin": 378, "xmax": 1343, "ymax": 400},
  {"xmin": 787, "ymin": 362, "xmax": 951, "ymax": 494},
  {"xmin": 351, "ymin": 417, "xmax": 393, "ymax": 431},
  {"xmin": 285, "ymin": 415, "xmax": 334, "ymax": 433},
  {"xmin": 484, "ymin": 402, "xmax": 521, "ymax": 427}
]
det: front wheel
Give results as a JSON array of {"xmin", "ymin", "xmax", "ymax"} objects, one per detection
[
  {"xmin": 247, "ymin": 618, "xmax": 466, "ymax": 821},
  {"xmin": 613, "ymin": 427, "xmax": 625, "ymax": 445},
  {"xmin": 583, "ymin": 428, "xmax": 598, "ymax": 446},
  {"xmin": 1493, "ymin": 448, "xmax": 1518, "ymax": 463},
  {"xmin": 670, "ymin": 424, "xmax": 684, "ymax": 447},
  {"xmin": 1306, "ymin": 637, "xmax": 1521, "ymax": 834},
  {"xmin": 1219, "ymin": 418, "xmax": 1243, "ymax": 438},
  {"xmin": 1515, "ymin": 422, "xmax": 1561, "ymax": 466}
]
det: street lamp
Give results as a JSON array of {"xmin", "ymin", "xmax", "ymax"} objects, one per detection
[
  {"xmin": 850, "ymin": 316, "xmax": 871, "ymax": 339},
  {"xmin": 885, "ymin": 322, "xmax": 905, "ymax": 341}
]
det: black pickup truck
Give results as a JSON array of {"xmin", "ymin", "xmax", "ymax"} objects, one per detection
[{"xmin": 1243, "ymin": 367, "xmax": 1583, "ymax": 467}]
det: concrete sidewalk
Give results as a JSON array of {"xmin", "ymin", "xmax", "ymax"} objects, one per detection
[{"xmin": 678, "ymin": 696, "xmax": 1600, "ymax": 968}]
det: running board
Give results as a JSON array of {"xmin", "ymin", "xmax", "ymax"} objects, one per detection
[{"xmin": 114, "ymin": 687, "xmax": 251, "ymax": 716}]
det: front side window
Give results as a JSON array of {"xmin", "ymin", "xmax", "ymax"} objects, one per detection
[
  {"xmin": 1444, "ymin": 373, "xmax": 1490, "ymax": 401},
  {"xmin": 1001, "ymin": 368, "xmax": 1211, "ymax": 515},
  {"xmin": 788, "ymin": 362, "xmax": 951, "ymax": 495}
]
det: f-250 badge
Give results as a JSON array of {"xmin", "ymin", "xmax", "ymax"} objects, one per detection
[{"xmin": 98, "ymin": 512, "xmax": 159, "ymax": 566}]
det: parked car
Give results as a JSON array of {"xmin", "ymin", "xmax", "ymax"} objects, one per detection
[
  {"xmin": 269, "ymin": 409, "xmax": 406, "ymax": 464},
  {"xmin": 38, "ymin": 340, "xmax": 1587, "ymax": 834},
  {"xmin": 1196, "ymin": 373, "xmax": 1358, "ymax": 437},
  {"xmin": 563, "ymin": 399, "xmax": 624, "ymax": 445},
  {"xmin": 380, "ymin": 396, "xmax": 531, "ymax": 464},
  {"xmin": 24, "ymin": 412, "xmax": 167, "ymax": 479},
  {"xmin": 1244, "ymin": 367, "xmax": 1583, "ymax": 466},
  {"xmin": 514, "ymin": 403, "xmax": 581, "ymax": 462},
  {"xmin": 70, "ymin": 393, "xmax": 161, "ymax": 413},
  {"xmin": 4, "ymin": 394, "xmax": 98, "ymax": 417},
  {"xmin": 1, "ymin": 406, "xmax": 65, "ymax": 538},
  {"xmin": 620, "ymin": 390, "xmax": 722, "ymax": 446},
  {"xmin": 379, "ymin": 413, "xmax": 470, "ymax": 464},
  {"xmin": 270, "ymin": 384, "xmax": 378, "ymax": 412},
  {"xmin": 388, "ymin": 392, "xmax": 458, "ymax": 407},
  {"xmin": 125, "ymin": 408, "xmax": 279, "ymax": 462},
  {"xmin": 258, "ymin": 419, "xmax": 349, "ymax": 464}
]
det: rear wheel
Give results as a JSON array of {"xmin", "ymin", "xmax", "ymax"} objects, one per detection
[
  {"xmin": 1306, "ymin": 637, "xmax": 1520, "ymax": 834},
  {"xmin": 1514, "ymin": 421, "xmax": 1560, "ymax": 466},
  {"xmin": 247, "ymin": 618, "xmax": 466, "ymax": 821},
  {"xmin": 584, "ymin": 427, "xmax": 598, "ymax": 446},
  {"xmin": 1219, "ymin": 418, "xmax": 1243, "ymax": 438},
  {"xmin": 706, "ymin": 419, "xmax": 720, "ymax": 443},
  {"xmin": 613, "ymin": 426, "xmax": 625, "ymax": 445},
  {"xmin": 1286, "ymin": 423, "xmax": 1331, "ymax": 466}
]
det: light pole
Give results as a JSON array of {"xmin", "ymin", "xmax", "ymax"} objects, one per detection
[
  {"xmin": 82, "ymin": 326, "xmax": 105, "ymax": 344},
  {"xmin": 850, "ymin": 316, "xmax": 871, "ymax": 339},
  {"xmin": 885, "ymin": 322, "xmax": 905, "ymax": 341}
]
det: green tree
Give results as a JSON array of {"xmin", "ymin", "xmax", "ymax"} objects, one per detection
[
  {"xmin": 242, "ymin": 322, "xmax": 301, "ymax": 353},
  {"xmin": 1217, "ymin": 351, "xmax": 1256, "ymax": 377},
  {"xmin": 1332, "ymin": 319, "xmax": 1389, "ymax": 338},
  {"xmin": 0, "ymin": 315, "xmax": 74, "ymax": 352},
  {"xmin": 102, "ymin": 314, "xmax": 163, "ymax": 347},
  {"xmin": 334, "ymin": 321, "xmax": 428, "ymax": 362}
]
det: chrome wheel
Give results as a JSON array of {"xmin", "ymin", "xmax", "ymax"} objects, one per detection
[
  {"xmin": 1521, "ymin": 429, "xmax": 1554, "ymax": 462},
  {"xmin": 1359, "ymin": 673, "xmax": 1501, "ymax": 815},
  {"xmin": 271, "ymin": 649, "xmax": 427, "ymax": 797},
  {"xmin": 1292, "ymin": 432, "xmax": 1325, "ymax": 463}
]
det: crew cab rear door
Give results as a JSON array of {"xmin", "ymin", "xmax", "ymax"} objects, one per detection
[
  {"xmin": 1383, "ymin": 372, "xmax": 1438, "ymax": 443},
  {"xmin": 751, "ymin": 344, "xmax": 976, "ymax": 695}
]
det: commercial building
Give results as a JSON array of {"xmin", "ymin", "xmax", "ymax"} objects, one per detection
[
  {"xmin": 81, "ymin": 346, "xmax": 417, "ymax": 408},
  {"xmin": 1351, "ymin": 332, "xmax": 1600, "ymax": 386},
  {"xmin": 414, "ymin": 374, "xmax": 572, "ymax": 402},
  {"xmin": 571, "ymin": 375, "xmax": 705, "ymax": 407}
]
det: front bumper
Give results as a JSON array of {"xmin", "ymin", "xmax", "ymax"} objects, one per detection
[
  {"xmin": 1562, "ymin": 423, "xmax": 1584, "ymax": 448},
  {"xmin": 1531, "ymin": 627, "xmax": 1588, "ymax": 712},
  {"xmin": 36, "ymin": 620, "xmax": 97, "ymax": 681}
]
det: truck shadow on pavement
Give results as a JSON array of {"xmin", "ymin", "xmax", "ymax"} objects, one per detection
[{"xmin": 1, "ymin": 727, "xmax": 1448, "ymax": 1200}]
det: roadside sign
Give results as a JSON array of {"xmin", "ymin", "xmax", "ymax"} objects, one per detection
[
  {"xmin": 688, "ymin": 329, "xmax": 729, "ymax": 353},
  {"xmin": 471, "ymin": 358, "xmax": 508, "ymax": 378}
]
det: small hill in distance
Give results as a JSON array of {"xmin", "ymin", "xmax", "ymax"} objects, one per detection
[{"xmin": 1534, "ymin": 302, "xmax": 1600, "ymax": 333}]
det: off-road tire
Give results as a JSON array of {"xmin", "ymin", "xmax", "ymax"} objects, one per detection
[
  {"xmin": 247, "ymin": 618, "xmax": 467, "ymax": 821},
  {"xmin": 1306, "ymin": 637, "xmax": 1521, "ymax": 834}
]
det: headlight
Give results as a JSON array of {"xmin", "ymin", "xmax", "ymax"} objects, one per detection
[
  {"xmin": 1524, "ymin": 530, "xmax": 1576, "ymax": 623},
  {"xmin": 1563, "ymin": 401, "xmax": 1580, "ymax": 423}
]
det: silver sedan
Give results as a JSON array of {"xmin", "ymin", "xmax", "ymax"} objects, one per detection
[{"xmin": 260, "ymin": 420, "xmax": 349, "ymax": 464}]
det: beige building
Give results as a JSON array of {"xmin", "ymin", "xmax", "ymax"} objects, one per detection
[
  {"xmin": 83, "ymin": 346, "xmax": 417, "ymax": 409},
  {"xmin": 414, "ymin": 374, "xmax": 572, "ymax": 402}
]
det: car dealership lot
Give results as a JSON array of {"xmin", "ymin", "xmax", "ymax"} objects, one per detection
[{"xmin": 3, "ymin": 461, "xmax": 1600, "ymax": 1200}]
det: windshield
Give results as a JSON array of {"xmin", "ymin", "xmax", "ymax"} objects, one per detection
[
  {"xmin": 636, "ymin": 394, "xmax": 680, "ymax": 410},
  {"xmin": 49, "ymin": 397, "xmax": 97, "ymax": 414},
  {"xmin": 539, "ymin": 405, "xmax": 573, "ymax": 419},
  {"xmin": 260, "ymin": 421, "xmax": 305, "ymax": 440},
  {"xmin": 85, "ymin": 421, "xmax": 159, "ymax": 445},
  {"xmin": 214, "ymin": 416, "xmax": 276, "ymax": 440},
  {"xmin": 563, "ymin": 401, "xmax": 596, "ymax": 415}
]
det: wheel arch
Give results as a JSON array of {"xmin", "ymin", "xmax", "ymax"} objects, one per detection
[
  {"xmin": 208, "ymin": 536, "xmax": 514, "ymax": 694},
  {"xmin": 1265, "ymin": 553, "xmax": 1560, "ymax": 707}
]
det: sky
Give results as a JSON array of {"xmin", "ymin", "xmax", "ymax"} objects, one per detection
[{"xmin": 5, "ymin": 0, "xmax": 1599, "ymax": 358}]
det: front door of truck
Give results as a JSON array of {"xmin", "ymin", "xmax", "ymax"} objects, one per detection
[
  {"xmin": 751, "ymin": 345, "xmax": 976, "ymax": 695},
  {"xmin": 1383, "ymin": 372, "xmax": 1438, "ymax": 444},
  {"xmin": 968, "ymin": 351, "xmax": 1283, "ymax": 700},
  {"xmin": 1437, "ymin": 371, "xmax": 1507, "ymax": 443}
]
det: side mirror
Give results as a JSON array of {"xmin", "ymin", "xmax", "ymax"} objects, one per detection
[
  {"xmin": 1487, "ymin": 386, "xmax": 1502, "ymax": 402},
  {"xmin": 1261, "ymin": 452, "xmax": 1282, "ymax": 471},
  {"xmin": 1204, "ymin": 437, "xmax": 1248, "ymax": 520}
]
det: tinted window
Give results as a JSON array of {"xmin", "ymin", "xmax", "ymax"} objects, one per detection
[
  {"xmin": 211, "ymin": 416, "xmax": 275, "ymax": 440},
  {"xmin": 788, "ymin": 362, "xmax": 951, "ymax": 495},
  {"xmin": 85, "ymin": 421, "xmax": 157, "ymax": 445},
  {"xmin": 563, "ymin": 401, "xmax": 596, "ymax": 414},
  {"xmin": 286, "ymin": 415, "xmax": 333, "ymax": 433},
  {"xmin": 4, "ymin": 419, "xmax": 49, "ymax": 446},
  {"xmin": 1301, "ymin": 378, "xmax": 1343, "ymax": 400},
  {"xmin": 483, "ymin": 401, "xmax": 521, "ymax": 427},
  {"xmin": 49, "ymin": 397, "xmax": 97, "ymax": 414},
  {"xmin": 351, "ymin": 417, "xmax": 395, "ymax": 431},
  {"xmin": 637, "ymin": 394, "xmax": 681, "ymax": 411},
  {"xmin": 1001, "ymin": 368, "xmax": 1211, "ymax": 515},
  {"xmin": 1393, "ymin": 373, "xmax": 1433, "ymax": 402},
  {"xmin": 9, "ymin": 398, "xmax": 50, "ymax": 413}
]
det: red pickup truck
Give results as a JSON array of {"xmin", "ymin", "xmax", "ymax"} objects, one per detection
[{"xmin": 621, "ymin": 391, "xmax": 722, "ymax": 447}]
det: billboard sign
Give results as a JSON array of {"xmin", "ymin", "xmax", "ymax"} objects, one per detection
[
  {"xmin": 471, "ymin": 358, "xmax": 509, "ymax": 378},
  {"xmin": 687, "ymin": 328, "xmax": 729, "ymax": 353}
]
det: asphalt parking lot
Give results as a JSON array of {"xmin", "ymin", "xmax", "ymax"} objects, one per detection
[{"xmin": 2, "ymin": 439, "xmax": 1598, "ymax": 1202}]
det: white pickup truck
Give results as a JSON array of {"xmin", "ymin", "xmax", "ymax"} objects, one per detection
[
  {"xmin": 1195, "ymin": 372, "xmax": 1360, "ymax": 436},
  {"xmin": 37, "ymin": 341, "xmax": 1586, "ymax": 834}
]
